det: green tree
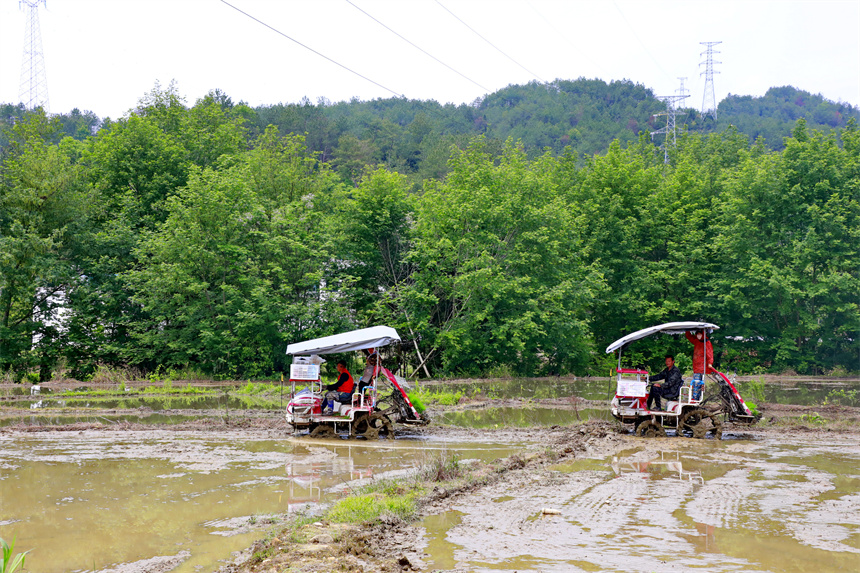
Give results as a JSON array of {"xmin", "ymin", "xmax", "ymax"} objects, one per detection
[
  {"xmin": 714, "ymin": 120, "xmax": 860, "ymax": 372},
  {"xmin": 405, "ymin": 138, "xmax": 605, "ymax": 376},
  {"xmin": 125, "ymin": 134, "xmax": 349, "ymax": 377},
  {"xmin": 0, "ymin": 113, "xmax": 90, "ymax": 378}
]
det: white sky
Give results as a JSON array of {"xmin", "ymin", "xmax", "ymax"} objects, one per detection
[{"xmin": 1, "ymin": 0, "xmax": 858, "ymax": 119}]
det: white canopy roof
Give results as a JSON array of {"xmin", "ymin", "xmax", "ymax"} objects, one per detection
[
  {"xmin": 605, "ymin": 321, "xmax": 719, "ymax": 354},
  {"xmin": 286, "ymin": 326, "xmax": 401, "ymax": 355}
]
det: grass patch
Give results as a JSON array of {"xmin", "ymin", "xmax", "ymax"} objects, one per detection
[
  {"xmin": 1, "ymin": 536, "xmax": 30, "ymax": 573},
  {"xmin": 327, "ymin": 493, "xmax": 416, "ymax": 523},
  {"xmin": 409, "ymin": 384, "xmax": 464, "ymax": 407},
  {"xmin": 738, "ymin": 377, "xmax": 767, "ymax": 404},
  {"xmin": 59, "ymin": 382, "xmax": 212, "ymax": 398},
  {"xmin": 235, "ymin": 382, "xmax": 281, "ymax": 395},
  {"xmin": 328, "ymin": 480, "xmax": 425, "ymax": 524},
  {"xmin": 823, "ymin": 388, "xmax": 858, "ymax": 406},
  {"xmin": 419, "ymin": 454, "xmax": 464, "ymax": 482},
  {"xmin": 406, "ymin": 391, "xmax": 426, "ymax": 413}
]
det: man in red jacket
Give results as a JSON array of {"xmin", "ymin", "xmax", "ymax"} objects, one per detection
[
  {"xmin": 323, "ymin": 361, "xmax": 354, "ymax": 414},
  {"xmin": 685, "ymin": 330, "xmax": 715, "ymax": 374}
]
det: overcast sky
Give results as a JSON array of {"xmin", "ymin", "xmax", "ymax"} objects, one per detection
[{"xmin": 1, "ymin": 0, "xmax": 858, "ymax": 119}]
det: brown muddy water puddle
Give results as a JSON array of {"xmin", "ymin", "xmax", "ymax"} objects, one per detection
[
  {"xmin": 420, "ymin": 434, "xmax": 860, "ymax": 572},
  {"xmin": 0, "ymin": 431, "xmax": 518, "ymax": 573},
  {"xmin": 438, "ymin": 406, "xmax": 612, "ymax": 428},
  {"xmin": 425, "ymin": 377, "xmax": 860, "ymax": 405}
]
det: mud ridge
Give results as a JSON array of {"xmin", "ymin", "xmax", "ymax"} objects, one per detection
[{"xmin": 221, "ymin": 421, "xmax": 630, "ymax": 573}]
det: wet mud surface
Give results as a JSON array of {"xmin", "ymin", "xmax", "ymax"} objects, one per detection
[
  {"xmin": 0, "ymin": 424, "xmax": 521, "ymax": 573},
  {"xmin": 2, "ymin": 377, "xmax": 860, "ymax": 572},
  {"xmin": 414, "ymin": 430, "xmax": 860, "ymax": 572}
]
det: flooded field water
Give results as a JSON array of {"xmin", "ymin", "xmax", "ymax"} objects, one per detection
[
  {"xmin": 419, "ymin": 434, "xmax": 860, "ymax": 572},
  {"xmin": 0, "ymin": 431, "xmax": 519, "ymax": 573},
  {"xmin": 437, "ymin": 406, "xmax": 613, "ymax": 428},
  {"xmin": 424, "ymin": 376, "xmax": 860, "ymax": 406},
  {"xmin": 2, "ymin": 376, "xmax": 858, "ymax": 572}
]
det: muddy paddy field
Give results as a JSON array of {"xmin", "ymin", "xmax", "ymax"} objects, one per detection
[{"xmin": 1, "ymin": 376, "xmax": 859, "ymax": 572}]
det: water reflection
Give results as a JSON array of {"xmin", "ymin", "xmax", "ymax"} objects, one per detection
[
  {"xmin": 421, "ymin": 437, "xmax": 860, "ymax": 572},
  {"xmin": 611, "ymin": 450, "xmax": 704, "ymax": 484},
  {"xmin": 0, "ymin": 432, "xmax": 516, "ymax": 573},
  {"xmin": 438, "ymin": 406, "xmax": 611, "ymax": 428}
]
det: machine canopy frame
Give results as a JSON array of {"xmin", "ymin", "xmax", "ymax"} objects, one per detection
[
  {"xmin": 286, "ymin": 326, "xmax": 401, "ymax": 356},
  {"xmin": 605, "ymin": 321, "xmax": 719, "ymax": 354}
]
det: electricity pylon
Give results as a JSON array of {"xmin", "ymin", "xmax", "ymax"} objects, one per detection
[
  {"xmin": 651, "ymin": 86, "xmax": 689, "ymax": 164},
  {"xmin": 18, "ymin": 0, "xmax": 50, "ymax": 112},
  {"xmin": 677, "ymin": 77, "xmax": 689, "ymax": 99},
  {"xmin": 699, "ymin": 41, "xmax": 721, "ymax": 120}
]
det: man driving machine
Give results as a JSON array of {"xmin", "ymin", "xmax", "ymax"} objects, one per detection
[
  {"xmin": 646, "ymin": 354, "xmax": 683, "ymax": 411},
  {"xmin": 322, "ymin": 361, "xmax": 354, "ymax": 414}
]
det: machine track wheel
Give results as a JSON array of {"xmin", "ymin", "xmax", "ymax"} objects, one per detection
[
  {"xmin": 636, "ymin": 420, "xmax": 667, "ymax": 438},
  {"xmin": 309, "ymin": 424, "xmax": 337, "ymax": 439},
  {"xmin": 352, "ymin": 414, "xmax": 383, "ymax": 440},
  {"xmin": 367, "ymin": 413, "xmax": 394, "ymax": 438},
  {"xmin": 680, "ymin": 408, "xmax": 723, "ymax": 440}
]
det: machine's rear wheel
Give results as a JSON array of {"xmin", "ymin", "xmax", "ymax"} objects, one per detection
[
  {"xmin": 680, "ymin": 408, "xmax": 723, "ymax": 440},
  {"xmin": 309, "ymin": 424, "xmax": 337, "ymax": 439},
  {"xmin": 367, "ymin": 412, "xmax": 394, "ymax": 438},
  {"xmin": 352, "ymin": 413, "xmax": 387, "ymax": 440},
  {"xmin": 636, "ymin": 420, "xmax": 667, "ymax": 438}
]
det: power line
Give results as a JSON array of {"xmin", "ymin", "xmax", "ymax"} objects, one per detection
[
  {"xmin": 435, "ymin": 0, "xmax": 544, "ymax": 83},
  {"xmin": 345, "ymin": 0, "xmax": 490, "ymax": 92},
  {"xmin": 524, "ymin": 0, "xmax": 603, "ymax": 76},
  {"xmin": 217, "ymin": 0, "xmax": 404, "ymax": 98},
  {"xmin": 612, "ymin": 1, "xmax": 671, "ymax": 80}
]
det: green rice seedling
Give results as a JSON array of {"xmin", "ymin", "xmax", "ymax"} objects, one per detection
[{"xmin": 1, "ymin": 536, "xmax": 30, "ymax": 573}]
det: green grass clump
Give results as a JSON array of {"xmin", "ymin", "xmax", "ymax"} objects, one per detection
[
  {"xmin": 59, "ymin": 382, "xmax": 211, "ymax": 398},
  {"xmin": 406, "ymin": 392, "xmax": 426, "ymax": 413},
  {"xmin": 327, "ymin": 493, "xmax": 416, "ymax": 523},
  {"xmin": 823, "ymin": 388, "xmax": 858, "ymax": 406},
  {"xmin": 326, "ymin": 481, "xmax": 425, "ymax": 524},
  {"xmin": 236, "ymin": 382, "xmax": 280, "ymax": 395},
  {"xmin": 1, "ymin": 536, "xmax": 30, "ymax": 573},
  {"xmin": 141, "ymin": 382, "xmax": 208, "ymax": 395},
  {"xmin": 409, "ymin": 384, "xmax": 464, "ymax": 407}
]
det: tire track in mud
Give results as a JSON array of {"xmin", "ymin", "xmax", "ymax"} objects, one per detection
[
  {"xmin": 684, "ymin": 468, "xmax": 748, "ymax": 529},
  {"xmin": 432, "ymin": 461, "xmax": 750, "ymax": 571},
  {"xmin": 421, "ymin": 432, "xmax": 860, "ymax": 573}
]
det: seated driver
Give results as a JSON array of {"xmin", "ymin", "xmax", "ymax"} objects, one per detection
[
  {"xmin": 647, "ymin": 354, "xmax": 683, "ymax": 411},
  {"xmin": 357, "ymin": 348, "xmax": 380, "ymax": 395},
  {"xmin": 323, "ymin": 361, "xmax": 354, "ymax": 414}
]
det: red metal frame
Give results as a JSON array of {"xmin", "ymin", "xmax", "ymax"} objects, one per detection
[{"xmin": 712, "ymin": 369, "xmax": 753, "ymax": 416}]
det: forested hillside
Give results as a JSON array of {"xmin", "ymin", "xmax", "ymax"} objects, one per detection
[
  {"xmin": 1, "ymin": 84, "xmax": 858, "ymax": 381},
  {"xmin": 4, "ymin": 80, "xmax": 856, "ymax": 187}
]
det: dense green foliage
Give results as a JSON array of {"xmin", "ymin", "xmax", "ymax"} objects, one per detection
[
  {"xmin": 6, "ymin": 81, "xmax": 855, "ymax": 187},
  {"xmin": 712, "ymin": 86, "xmax": 858, "ymax": 146},
  {"xmin": 1, "ymin": 83, "xmax": 858, "ymax": 380}
]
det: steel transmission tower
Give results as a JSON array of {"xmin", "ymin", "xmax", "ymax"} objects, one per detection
[
  {"xmin": 651, "ymin": 80, "xmax": 689, "ymax": 163},
  {"xmin": 699, "ymin": 41, "xmax": 721, "ymax": 120},
  {"xmin": 677, "ymin": 77, "xmax": 689, "ymax": 100},
  {"xmin": 18, "ymin": 0, "xmax": 50, "ymax": 112}
]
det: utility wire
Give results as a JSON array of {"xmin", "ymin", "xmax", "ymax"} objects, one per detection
[
  {"xmin": 524, "ymin": 0, "xmax": 602, "ymax": 76},
  {"xmin": 612, "ymin": 1, "xmax": 672, "ymax": 80},
  {"xmin": 345, "ymin": 0, "xmax": 490, "ymax": 93},
  {"xmin": 435, "ymin": 0, "xmax": 544, "ymax": 83},
  {"xmin": 217, "ymin": 0, "xmax": 405, "ymax": 98}
]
